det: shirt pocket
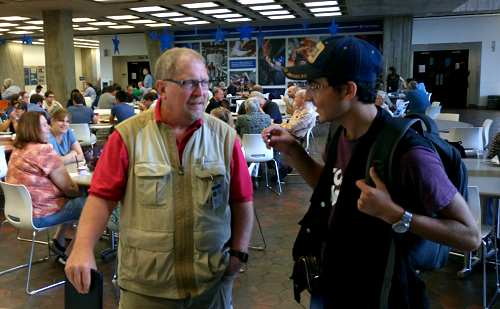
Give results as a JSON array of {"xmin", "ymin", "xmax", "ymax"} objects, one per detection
[
  {"xmin": 134, "ymin": 163, "xmax": 171, "ymax": 207},
  {"xmin": 194, "ymin": 163, "xmax": 227, "ymax": 209}
]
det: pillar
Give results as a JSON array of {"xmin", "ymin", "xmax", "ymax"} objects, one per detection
[
  {"xmin": 0, "ymin": 43, "xmax": 24, "ymax": 89},
  {"xmin": 144, "ymin": 32, "xmax": 161, "ymax": 77},
  {"xmin": 383, "ymin": 16, "xmax": 413, "ymax": 82}
]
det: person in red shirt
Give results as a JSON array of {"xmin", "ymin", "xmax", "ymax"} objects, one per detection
[{"xmin": 65, "ymin": 48, "xmax": 254, "ymax": 308}]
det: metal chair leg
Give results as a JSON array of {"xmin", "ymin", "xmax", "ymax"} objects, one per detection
[
  {"xmin": 248, "ymin": 206, "xmax": 266, "ymax": 251},
  {"xmin": 17, "ymin": 229, "xmax": 48, "ymax": 245}
]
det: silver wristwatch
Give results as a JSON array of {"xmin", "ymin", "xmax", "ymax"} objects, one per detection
[{"xmin": 392, "ymin": 211, "xmax": 413, "ymax": 233}]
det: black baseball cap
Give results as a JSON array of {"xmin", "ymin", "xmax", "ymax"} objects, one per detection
[{"xmin": 283, "ymin": 36, "xmax": 383, "ymax": 85}]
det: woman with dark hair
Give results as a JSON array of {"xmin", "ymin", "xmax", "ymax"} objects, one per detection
[
  {"xmin": 66, "ymin": 89, "xmax": 80, "ymax": 108},
  {"xmin": 67, "ymin": 92, "xmax": 97, "ymax": 124},
  {"xmin": 0, "ymin": 100, "xmax": 26, "ymax": 132},
  {"xmin": 6, "ymin": 111, "xmax": 86, "ymax": 264}
]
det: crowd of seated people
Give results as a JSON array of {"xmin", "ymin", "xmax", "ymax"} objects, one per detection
[{"xmin": 6, "ymin": 111, "xmax": 86, "ymax": 264}]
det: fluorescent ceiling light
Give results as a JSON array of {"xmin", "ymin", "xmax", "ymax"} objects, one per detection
[
  {"xmin": 128, "ymin": 19, "xmax": 157, "ymax": 24},
  {"xmin": 309, "ymin": 6, "xmax": 340, "ymax": 12},
  {"xmin": 267, "ymin": 14, "xmax": 294, "ymax": 19},
  {"xmin": 0, "ymin": 23, "xmax": 19, "ymax": 27},
  {"xmin": 259, "ymin": 10, "xmax": 289, "ymax": 15},
  {"xmin": 182, "ymin": 2, "xmax": 218, "ymax": 8},
  {"xmin": 250, "ymin": 4, "xmax": 282, "ymax": 10},
  {"xmin": 73, "ymin": 18, "xmax": 96, "ymax": 22},
  {"xmin": 237, "ymin": 0, "xmax": 274, "ymax": 4},
  {"xmin": 199, "ymin": 9, "xmax": 231, "ymax": 14},
  {"xmin": 304, "ymin": 1, "xmax": 338, "ymax": 7},
  {"xmin": 214, "ymin": 13, "xmax": 242, "ymax": 18},
  {"xmin": 73, "ymin": 24, "xmax": 80, "ymax": 27},
  {"xmin": 74, "ymin": 27, "xmax": 99, "ymax": 31},
  {"xmin": 25, "ymin": 20, "xmax": 44, "ymax": 25},
  {"xmin": 184, "ymin": 21, "xmax": 210, "ymax": 25},
  {"xmin": 145, "ymin": 23, "xmax": 171, "ymax": 27},
  {"xmin": 74, "ymin": 38, "xmax": 100, "ymax": 43},
  {"xmin": 108, "ymin": 25, "xmax": 135, "ymax": 29},
  {"xmin": 130, "ymin": 6, "xmax": 167, "ymax": 12},
  {"xmin": 152, "ymin": 12, "xmax": 184, "ymax": 17},
  {"xmin": 0, "ymin": 28, "xmax": 8, "ymax": 31},
  {"xmin": 16, "ymin": 26, "xmax": 43, "ymax": 30},
  {"xmin": 32, "ymin": 42, "xmax": 44, "ymax": 45},
  {"xmin": 225, "ymin": 17, "xmax": 252, "ymax": 22},
  {"xmin": 8, "ymin": 30, "xmax": 34, "ymax": 34},
  {"xmin": 12, "ymin": 40, "xmax": 23, "ymax": 44},
  {"xmin": 314, "ymin": 12, "xmax": 342, "ymax": 16},
  {"xmin": 169, "ymin": 17, "xmax": 198, "ymax": 21},
  {"xmin": 0, "ymin": 16, "xmax": 29, "ymax": 21},
  {"xmin": 89, "ymin": 21, "xmax": 117, "ymax": 26},
  {"xmin": 106, "ymin": 15, "xmax": 139, "ymax": 20}
]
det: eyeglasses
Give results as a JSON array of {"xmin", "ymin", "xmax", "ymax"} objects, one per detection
[{"xmin": 164, "ymin": 79, "xmax": 209, "ymax": 90}]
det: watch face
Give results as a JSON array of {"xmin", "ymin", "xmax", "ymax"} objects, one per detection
[{"xmin": 393, "ymin": 222, "xmax": 409, "ymax": 233}]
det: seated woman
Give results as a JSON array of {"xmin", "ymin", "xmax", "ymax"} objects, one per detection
[
  {"xmin": 6, "ymin": 111, "xmax": 86, "ymax": 264},
  {"xmin": 0, "ymin": 101, "xmax": 27, "ymax": 133},
  {"xmin": 48, "ymin": 109, "xmax": 85, "ymax": 164}
]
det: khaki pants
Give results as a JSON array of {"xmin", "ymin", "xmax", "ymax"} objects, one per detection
[{"xmin": 119, "ymin": 275, "xmax": 235, "ymax": 309}]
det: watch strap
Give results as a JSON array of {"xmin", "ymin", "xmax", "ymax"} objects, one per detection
[{"xmin": 229, "ymin": 249, "xmax": 248, "ymax": 263}]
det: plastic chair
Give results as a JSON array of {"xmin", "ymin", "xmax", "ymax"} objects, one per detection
[
  {"xmin": 448, "ymin": 127, "xmax": 484, "ymax": 157},
  {"xmin": 70, "ymin": 123, "xmax": 96, "ymax": 147},
  {"xmin": 242, "ymin": 134, "xmax": 281, "ymax": 195},
  {"xmin": 0, "ymin": 146, "xmax": 8, "ymax": 179},
  {"xmin": 305, "ymin": 125, "xmax": 315, "ymax": 153},
  {"xmin": 436, "ymin": 113, "xmax": 460, "ymax": 121},
  {"xmin": 482, "ymin": 119, "xmax": 493, "ymax": 149},
  {"xmin": 235, "ymin": 100, "xmax": 245, "ymax": 114},
  {"xmin": 465, "ymin": 186, "xmax": 498, "ymax": 308},
  {"xmin": 84, "ymin": 96, "xmax": 93, "ymax": 108},
  {"xmin": 0, "ymin": 182, "xmax": 67, "ymax": 295}
]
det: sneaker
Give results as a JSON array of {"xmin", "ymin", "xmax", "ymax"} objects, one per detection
[
  {"xmin": 49, "ymin": 239, "xmax": 66, "ymax": 257},
  {"xmin": 56, "ymin": 255, "xmax": 67, "ymax": 266}
]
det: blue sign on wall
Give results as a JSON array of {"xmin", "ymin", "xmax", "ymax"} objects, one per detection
[{"xmin": 230, "ymin": 59, "xmax": 256, "ymax": 69}]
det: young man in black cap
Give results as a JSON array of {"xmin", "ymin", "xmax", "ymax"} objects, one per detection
[{"xmin": 263, "ymin": 36, "xmax": 480, "ymax": 308}]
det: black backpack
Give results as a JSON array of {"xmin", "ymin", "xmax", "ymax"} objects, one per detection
[{"xmin": 369, "ymin": 113, "xmax": 468, "ymax": 308}]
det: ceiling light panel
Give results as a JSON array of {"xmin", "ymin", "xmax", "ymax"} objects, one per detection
[
  {"xmin": 0, "ymin": 23, "xmax": 19, "ymax": 27},
  {"xmin": 250, "ymin": 4, "xmax": 283, "ymax": 10},
  {"xmin": 237, "ymin": 0, "xmax": 274, "ymax": 4},
  {"xmin": 0, "ymin": 28, "xmax": 8, "ymax": 31},
  {"xmin": 108, "ymin": 25, "xmax": 135, "ymax": 29},
  {"xmin": 73, "ymin": 18, "xmax": 96, "ymax": 22},
  {"xmin": 25, "ymin": 20, "xmax": 43, "ymax": 25},
  {"xmin": 213, "ymin": 13, "xmax": 242, "ymax": 18},
  {"xmin": 152, "ymin": 12, "xmax": 184, "ymax": 17},
  {"xmin": 145, "ymin": 23, "xmax": 171, "ymax": 27},
  {"xmin": 267, "ymin": 14, "xmax": 294, "ymax": 19},
  {"xmin": 304, "ymin": 1, "xmax": 338, "ymax": 7},
  {"xmin": 16, "ymin": 26, "xmax": 42, "ymax": 30},
  {"xmin": 259, "ymin": 10, "xmax": 289, "ymax": 15},
  {"xmin": 185, "ymin": 21, "xmax": 210, "ymax": 25},
  {"xmin": 314, "ymin": 12, "xmax": 342, "ymax": 16},
  {"xmin": 8, "ymin": 30, "xmax": 34, "ymax": 34},
  {"xmin": 89, "ymin": 21, "xmax": 117, "ymax": 26},
  {"xmin": 106, "ymin": 15, "xmax": 139, "ymax": 20},
  {"xmin": 74, "ymin": 27, "xmax": 99, "ymax": 31},
  {"xmin": 169, "ymin": 17, "xmax": 198, "ymax": 22},
  {"xmin": 199, "ymin": 9, "xmax": 231, "ymax": 14},
  {"xmin": 182, "ymin": 2, "xmax": 219, "ymax": 8},
  {"xmin": 130, "ymin": 6, "xmax": 167, "ymax": 12},
  {"xmin": 225, "ymin": 17, "xmax": 252, "ymax": 22},
  {"xmin": 74, "ymin": 38, "xmax": 100, "ymax": 43},
  {"xmin": 309, "ymin": 7, "xmax": 340, "ymax": 12},
  {"xmin": 0, "ymin": 16, "xmax": 29, "ymax": 21},
  {"xmin": 128, "ymin": 19, "xmax": 157, "ymax": 24}
]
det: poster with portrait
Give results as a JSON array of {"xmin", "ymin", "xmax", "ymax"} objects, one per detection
[
  {"xmin": 201, "ymin": 41, "xmax": 227, "ymax": 87},
  {"xmin": 287, "ymin": 36, "xmax": 321, "ymax": 67},
  {"xmin": 229, "ymin": 70, "xmax": 256, "ymax": 88},
  {"xmin": 258, "ymin": 38, "xmax": 286, "ymax": 86},
  {"xmin": 229, "ymin": 39, "xmax": 256, "ymax": 58}
]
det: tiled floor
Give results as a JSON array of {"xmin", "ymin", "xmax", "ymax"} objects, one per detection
[{"xmin": 0, "ymin": 108, "xmax": 499, "ymax": 308}]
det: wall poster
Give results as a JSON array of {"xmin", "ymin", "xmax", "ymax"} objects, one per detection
[
  {"xmin": 201, "ymin": 41, "xmax": 227, "ymax": 87},
  {"xmin": 258, "ymin": 38, "xmax": 286, "ymax": 86}
]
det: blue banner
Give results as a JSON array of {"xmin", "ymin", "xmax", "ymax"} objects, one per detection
[{"xmin": 229, "ymin": 59, "xmax": 256, "ymax": 69}]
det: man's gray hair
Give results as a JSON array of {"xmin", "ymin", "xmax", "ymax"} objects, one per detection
[
  {"xmin": 154, "ymin": 48, "xmax": 206, "ymax": 81},
  {"xmin": 244, "ymin": 97, "xmax": 261, "ymax": 113},
  {"xmin": 3, "ymin": 78, "xmax": 12, "ymax": 89}
]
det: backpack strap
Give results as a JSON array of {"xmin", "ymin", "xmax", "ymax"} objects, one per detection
[
  {"xmin": 405, "ymin": 113, "xmax": 439, "ymax": 136},
  {"xmin": 365, "ymin": 118, "xmax": 422, "ymax": 189},
  {"xmin": 367, "ymin": 117, "xmax": 421, "ymax": 309}
]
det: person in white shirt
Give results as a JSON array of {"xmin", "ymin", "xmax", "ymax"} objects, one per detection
[{"xmin": 281, "ymin": 89, "xmax": 317, "ymax": 139}]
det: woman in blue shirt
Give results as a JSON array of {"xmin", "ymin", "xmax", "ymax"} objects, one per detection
[{"xmin": 48, "ymin": 109, "xmax": 85, "ymax": 165}]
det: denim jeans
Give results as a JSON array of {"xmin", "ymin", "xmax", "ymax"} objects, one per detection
[{"xmin": 33, "ymin": 196, "xmax": 86, "ymax": 228}]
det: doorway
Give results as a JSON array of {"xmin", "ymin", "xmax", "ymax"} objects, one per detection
[{"xmin": 127, "ymin": 61, "xmax": 150, "ymax": 87}]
